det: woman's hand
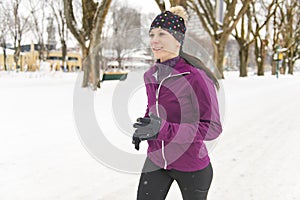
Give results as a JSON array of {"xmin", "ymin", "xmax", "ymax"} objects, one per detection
[{"xmin": 132, "ymin": 113, "xmax": 162, "ymax": 150}]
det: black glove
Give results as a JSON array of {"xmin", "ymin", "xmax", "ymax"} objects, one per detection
[
  {"xmin": 132, "ymin": 136, "xmax": 141, "ymax": 150},
  {"xmin": 132, "ymin": 113, "xmax": 162, "ymax": 150}
]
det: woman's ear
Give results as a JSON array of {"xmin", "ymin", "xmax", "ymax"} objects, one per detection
[
  {"xmin": 175, "ymin": 40, "xmax": 181, "ymax": 48},
  {"xmin": 175, "ymin": 44, "xmax": 181, "ymax": 55}
]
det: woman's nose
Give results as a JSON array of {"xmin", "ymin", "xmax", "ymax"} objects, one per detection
[{"xmin": 150, "ymin": 34, "xmax": 159, "ymax": 43}]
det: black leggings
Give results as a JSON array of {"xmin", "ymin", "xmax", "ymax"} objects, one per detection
[{"xmin": 137, "ymin": 158, "xmax": 213, "ymax": 200}]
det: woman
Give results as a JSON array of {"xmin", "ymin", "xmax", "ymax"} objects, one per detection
[{"xmin": 132, "ymin": 6, "xmax": 222, "ymax": 200}]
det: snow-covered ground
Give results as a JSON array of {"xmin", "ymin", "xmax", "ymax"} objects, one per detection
[{"xmin": 0, "ymin": 70, "xmax": 300, "ymax": 200}]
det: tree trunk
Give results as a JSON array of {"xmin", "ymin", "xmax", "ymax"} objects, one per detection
[
  {"xmin": 88, "ymin": 43, "xmax": 100, "ymax": 90},
  {"xmin": 254, "ymin": 37, "xmax": 266, "ymax": 76},
  {"xmin": 95, "ymin": 50, "xmax": 100, "ymax": 87},
  {"xmin": 287, "ymin": 65, "xmax": 293, "ymax": 74},
  {"xmin": 61, "ymin": 39, "xmax": 67, "ymax": 71},
  {"xmin": 13, "ymin": 44, "xmax": 21, "ymax": 69},
  {"xmin": 287, "ymin": 58, "xmax": 294, "ymax": 75},
  {"xmin": 154, "ymin": 0, "xmax": 166, "ymax": 11},
  {"xmin": 271, "ymin": 56, "xmax": 276, "ymax": 75},
  {"xmin": 38, "ymin": 40, "xmax": 45, "ymax": 64},
  {"xmin": 257, "ymin": 58, "xmax": 265, "ymax": 76},
  {"xmin": 287, "ymin": 49, "xmax": 294, "ymax": 75},
  {"xmin": 82, "ymin": 46, "xmax": 90, "ymax": 88},
  {"xmin": 257, "ymin": 42, "xmax": 266, "ymax": 76},
  {"xmin": 89, "ymin": 51, "xmax": 97, "ymax": 90},
  {"xmin": 169, "ymin": 0, "xmax": 187, "ymax": 9},
  {"xmin": 213, "ymin": 43, "xmax": 225, "ymax": 79},
  {"xmin": 82, "ymin": 40, "xmax": 101, "ymax": 90},
  {"xmin": 281, "ymin": 58, "xmax": 286, "ymax": 74},
  {"xmin": 2, "ymin": 45, "xmax": 7, "ymax": 71},
  {"xmin": 238, "ymin": 44, "xmax": 249, "ymax": 77}
]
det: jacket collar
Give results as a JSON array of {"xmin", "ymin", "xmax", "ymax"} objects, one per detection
[{"xmin": 146, "ymin": 57, "xmax": 191, "ymax": 79}]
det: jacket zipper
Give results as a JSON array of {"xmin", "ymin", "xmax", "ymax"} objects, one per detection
[{"xmin": 155, "ymin": 72, "xmax": 190, "ymax": 169}]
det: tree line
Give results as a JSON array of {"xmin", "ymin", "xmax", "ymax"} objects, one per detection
[{"xmin": 0, "ymin": 0, "xmax": 299, "ymax": 90}]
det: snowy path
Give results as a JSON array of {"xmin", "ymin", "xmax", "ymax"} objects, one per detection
[
  {"xmin": 209, "ymin": 74, "xmax": 300, "ymax": 200},
  {"xmin": 0, "ymin": 71, "xmax": 299, "ymax": 200}
]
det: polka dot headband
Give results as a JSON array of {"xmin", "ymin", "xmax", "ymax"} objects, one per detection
[{"xmin": 150, "ymin": 11, "xmax": 186, "ymax": 45}]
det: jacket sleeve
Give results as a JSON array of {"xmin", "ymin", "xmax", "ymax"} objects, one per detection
[
  {"xmin": 157, "ymin": 120, "xmax": 201, "ymax": 143},
  {"xmin": 192, "ymin": 70, "xmax": 222, "ymax": 141},
  {"xmin": 143, "ymin": 73, "xmax": 151, "ymax": 118},
  {"xmin": 156, "ymin": 70, "xmax": 222, "ymax": 144},
  {"xmin": 144, "ymin": 104, "xmax": 150, "ymax": 118}
]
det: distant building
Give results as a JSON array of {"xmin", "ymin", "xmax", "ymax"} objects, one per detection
[
  {"xmin": 0, "ymin": 47, "xmax": 22, "ymax": 71},
  {"xmin": 0, "ymin": 42, "xmax": 81, "ymax": 72},
  {"xmin": 46, "ymin": 51, "xmax": 82, "ymax": 72},
  {"xmin": 20, "ymin": 43, "xmax": 56, "ymax": 53}
]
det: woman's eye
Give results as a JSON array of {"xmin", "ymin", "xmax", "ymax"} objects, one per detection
[{"xmin": 149, "ymin": 32, "xmax": 166, "ymax": 38}]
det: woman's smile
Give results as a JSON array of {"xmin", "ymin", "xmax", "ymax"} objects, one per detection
[{"xmin": 152, "ymin": 47, "xmax": 163, "ymax": 52}]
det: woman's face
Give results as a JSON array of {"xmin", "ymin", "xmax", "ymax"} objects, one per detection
[{"xmin": 149, "ymin": 28, "xmax": 181, "ymax": 62}]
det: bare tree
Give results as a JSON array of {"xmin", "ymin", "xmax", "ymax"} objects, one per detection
[
  {"xmin": 169, "ymin": 0, "xmax": 188, "ymax": 9},
  {"xmin": 277, "ymin": 0, "xmax": 300, "ymax": 74},
  {"xmin": 232, "ymin": 4, "xmax": 252, "ymax": 77},
  {"xmin": 268, "ymin": 0, "xmax": 300, "ymax": 75},
  {"xmin": 7, "ymin": 0, "xmax": 30, "ymax": 70},
  {"xmin": 0, "ymin": 2, "xmax": 9, "ymax": 71},
  {"xmin": 250, "ymin": 0, "xmax": 276, "ymax": 76},
  {"xmin": 49, "ymin": 0, "xmax": 68, "ymax": 70},
  {"xmin": 28, "ymin": 0, "xmax": 47, "ymax": 67},
  {"xmin": 0, "ymin": 37, "xmax": 8, "ymax": 71},
  {"xmin": 270, "ymin": 0, "xmax": 283, "ymax": 75},
  {"xmin": 294, "ymin": 10, "xmax": 300, "ymax": 63},
  {"xmin": 63, "ymin": 0, "xmax": 112, "ymax": 90},
  {"xmin": 187, "ymin": 0, "xmax": 251, "ymax": 78},
  {"xmin": 154, "ymin": 0, "xmax": 166, "ymax": 11},
  {"xmin": 109, "ymin": 5, "xmax": 142, "ymax": 69}
]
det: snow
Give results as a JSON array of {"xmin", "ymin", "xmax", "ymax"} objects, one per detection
[
  {"xmin": 216, "ymin": 20, "xmax": 223, "ymax": 27},
  {"xmin": 257, "ymin": 57, "xmax": 262, "ymax": 62},
  {"xmin": 1, "ymin": 70, "xmax": 300, "ymax": 200},
  {"xmin": 278, "ymin": 48, "xmax": 288, "ymax": 52},
  {"xmin": 216, "ymin": 30, "xmax": 223, "ymax": 35}
]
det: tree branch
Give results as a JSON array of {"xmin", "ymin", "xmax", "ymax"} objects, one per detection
[{"xmin": 63, "ymin": 0, "xmax": 85, "ymax": 47}]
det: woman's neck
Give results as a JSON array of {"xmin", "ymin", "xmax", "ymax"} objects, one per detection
[{"xmin": 159, "ymin": 54, "xmax": 179, "ymax": 63}]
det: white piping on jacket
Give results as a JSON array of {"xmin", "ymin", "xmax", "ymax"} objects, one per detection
[{"xmin": 155, "ymin": 72, "xmax": 190, "ymax": 169}]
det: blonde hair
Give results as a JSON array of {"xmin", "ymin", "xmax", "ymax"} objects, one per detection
[{"xmin": 169, "ymin": 6, "xmax": 188, "ymax": 25}]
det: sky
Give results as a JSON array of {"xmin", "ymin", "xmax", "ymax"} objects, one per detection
[
  {"xmin": 126, "ymin": 0, "xmax": 170, "ymax": 13},
  {"xmin": 126, "ymin": 0, "xmax": 160, "ymax": 13}
]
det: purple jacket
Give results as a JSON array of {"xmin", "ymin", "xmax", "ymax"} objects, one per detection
[{"xmin": 143, "ymin": 57, "xmax": 222, "ymax": 172}]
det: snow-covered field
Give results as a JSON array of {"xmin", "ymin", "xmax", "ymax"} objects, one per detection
[{"xmin": 0, "ymin": 70, "xmax": 300, "ymax": 200}]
